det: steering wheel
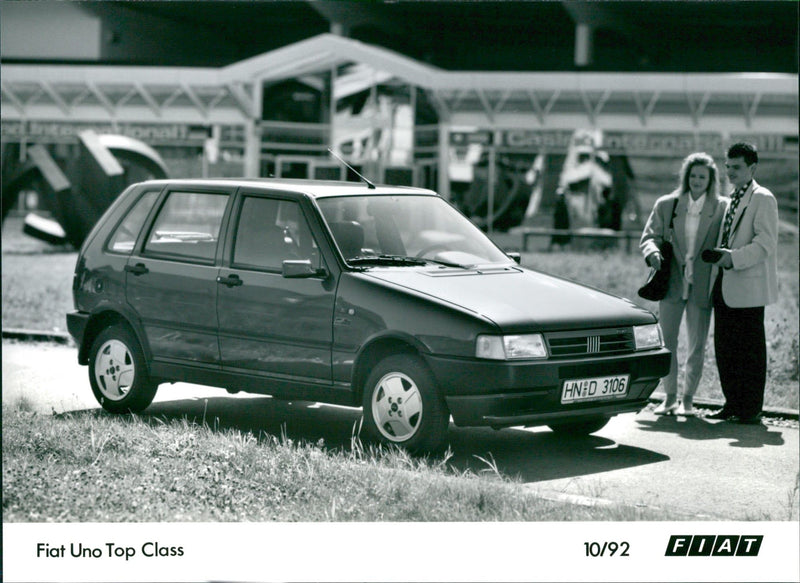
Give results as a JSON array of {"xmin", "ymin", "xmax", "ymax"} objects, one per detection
[{"xmin": 414, "ymin": 243, "xmax": 450, "ymax": 258}]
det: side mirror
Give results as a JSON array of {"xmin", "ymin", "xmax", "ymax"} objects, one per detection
[
  {"xmin": 282, "ymin": 259, "xmax": 327, "ymax": 279},
  {"xmin": 506, "ymin": 252, "xmax": 521, "ymax": 264}
]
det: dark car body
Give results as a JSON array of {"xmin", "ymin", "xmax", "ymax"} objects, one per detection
[{"xmin": 68, "ymin": 178, "xmax": 670, "ymax": 451}]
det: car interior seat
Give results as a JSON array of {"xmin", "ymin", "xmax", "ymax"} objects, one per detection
[
  {"xmin": 373, "ymin": 216, "xmax": 406, "ymax": 256},
  {"xmin": 235, "ymin": 224, "xmax": 292, "ymax": 269},
  {"xmin": 329, "ymin": 221, "xmax": 365, "ymax": 260}
]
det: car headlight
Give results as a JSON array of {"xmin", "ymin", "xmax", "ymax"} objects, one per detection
[
  {"xmin": 634, "ymin": 324, "xmax": 663, "ymax": 350},
  {"xmin": 476, "ymin": 334, "xmax": 548, "ymax": 360}
]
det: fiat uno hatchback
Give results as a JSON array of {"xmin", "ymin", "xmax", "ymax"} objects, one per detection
[{"xmin": 68, "ymin": 178, "xmax": 670, "ymax": 452}]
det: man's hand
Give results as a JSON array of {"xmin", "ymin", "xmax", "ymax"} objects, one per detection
[{"xmin": 716, "ymin": 248, "xmax": 734, "ymax": 269}]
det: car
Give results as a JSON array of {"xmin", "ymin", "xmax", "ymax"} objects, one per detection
[{"xmin": 67, "ymin": 177, "xmax": 670, "ymax": 452}]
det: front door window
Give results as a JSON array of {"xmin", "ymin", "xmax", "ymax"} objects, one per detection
[{"xmin": 231, "ymin": 197, "xmax": 321, "ymax": 272}]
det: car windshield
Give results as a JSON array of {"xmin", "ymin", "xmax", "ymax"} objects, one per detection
[{"xmin": 316, "ymin": 194, "xmax": 512, "ymax": 267}]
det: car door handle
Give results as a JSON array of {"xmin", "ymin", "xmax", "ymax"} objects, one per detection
[
  {"xmin": 216, "ymin": 274, "xmax": 243, "ymax": 287},
  {"xmin": 124, "ymin": 263, "xmax": 149, "ymax": 276}
]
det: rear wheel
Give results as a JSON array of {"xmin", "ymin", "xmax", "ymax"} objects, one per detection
[
  {"xmin": 88, "ymin": 324, "xmax": 157, "ymax": 413},
  {"xmin": 362, "ymin": 354, "xmax": 449, "ymax": 453},
  {"xmin": 548, "ymin": 416, "xmax": 610, "ymax": 436}
]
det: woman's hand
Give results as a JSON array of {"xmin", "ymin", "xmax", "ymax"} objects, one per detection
[{"xmin": 646, "ymin": 251, "xmax": 663, "ymax": 271}]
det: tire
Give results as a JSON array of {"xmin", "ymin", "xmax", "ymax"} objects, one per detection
[
  {"xmin": 362, "ymin": 354, "xmax": 449, "ymax": 453},
  {"xmin": 548, "ymin": 416, "xmax": 610, "ymax": 436},
  {"xmin": 88, "ymin": 324, "xmax": 157, "ymax": 413}
]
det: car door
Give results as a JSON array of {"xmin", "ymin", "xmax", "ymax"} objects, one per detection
[
  {"xmin": 216, "ymin": 191, "xmax": 335, "ymax": 382},
  {"xmin": 125, "ymin": 186, "xmax": 232, "ymax": 366}
]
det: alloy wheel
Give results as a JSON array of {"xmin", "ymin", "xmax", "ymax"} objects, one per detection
[
  {"xmin": 370, "ymin": 371, "xmax": 423, "ymax": 442},
  {"xmin": 94, "ymin": 339, "xmax": 136, "ymax": 401}
]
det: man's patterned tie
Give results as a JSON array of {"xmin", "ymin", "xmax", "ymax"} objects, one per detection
[{"xmin": 720, "ymin": 185, "xmax": 747, "ymax": 248}]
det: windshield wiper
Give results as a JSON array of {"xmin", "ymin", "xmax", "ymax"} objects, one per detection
[
  {"xmin": 348, "ymin": 254, "xmax": 471, "ymax": 269},
  {"xmin": 348, "ymin": 254, "xmax": 427, "ymax": 266}
]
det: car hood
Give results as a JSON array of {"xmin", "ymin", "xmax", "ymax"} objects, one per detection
[{"xmin": 362, "ymin": 266, "xmax": 655, "ymax": 332}]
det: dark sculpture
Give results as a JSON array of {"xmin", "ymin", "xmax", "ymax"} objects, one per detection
[
  {"xmin": 461, "ymin": 153, "xmax": 542, "ymax": 232},
  {"xmin": 457, "ymin": 130, "xmax": 636, "ymax": 234},
  {"xmin": 2, "ymin": 130, "xmax": 168, "ymax": 248}
]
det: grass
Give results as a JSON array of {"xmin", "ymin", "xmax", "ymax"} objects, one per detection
[
  {"xmin": 1, "ymin": 217, "xmax": 76, "ymax": 333},
  {"xmin": 2, "ymin": 404, "xmax": 678, "ymax": 522},
  {"xmin": 1, "ymin": 251, "xmax": 76, "ymax": 333}
]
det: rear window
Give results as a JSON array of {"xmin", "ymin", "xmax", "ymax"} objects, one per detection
[
  {"xmin": 143, "ymin": 191, "xmax": 229, "ymax": 262},
  {"xmin": 106, "ymin": 190, "xmax": 160, "ymax": 254}
]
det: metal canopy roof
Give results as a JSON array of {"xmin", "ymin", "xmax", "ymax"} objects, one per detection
[
  {"xmin": 70, "ymin": 1, "xmax": 796, "ymax": 73},
  {"xmin": 2, "ymin": 34, "xmax": 797, "ymax": 130}
]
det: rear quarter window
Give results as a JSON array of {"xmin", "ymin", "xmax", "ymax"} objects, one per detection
[{"xmin": 106, "ymin": 190, "xmax": 160, "ymax": 254}]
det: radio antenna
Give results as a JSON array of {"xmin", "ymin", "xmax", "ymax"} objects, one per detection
[{"xmin": 327, "ymin": 148, "xmax": 376, "ymax": 189}]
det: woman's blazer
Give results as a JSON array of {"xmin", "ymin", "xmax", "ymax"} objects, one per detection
[
  {"xmin": 708, "ymin": 180, "xmax": 779, "ymax": 308},
  {"xmin": 640, "ymin": 191, "xmax": 727, "ymax": 308}
]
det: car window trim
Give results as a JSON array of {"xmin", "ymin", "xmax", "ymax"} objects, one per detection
[
  {"xmin": 223, "ymin": 188, "xmax": 328, "ymax": 275},
  {"xmin": 102, "ymin": 188, "xmax": 164, "ymax": 256},
  {"xmin": 313, "ymin": 193, "xmax": 513, "ymax": 268},
  {"xmin": 138, "ymin": 186, "xmax": 235, "ymax": 265}
]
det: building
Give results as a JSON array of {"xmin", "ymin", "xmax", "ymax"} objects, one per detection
[{"xmin": 2, "ymin": 1, "xmax": 797, "ymax": 230}]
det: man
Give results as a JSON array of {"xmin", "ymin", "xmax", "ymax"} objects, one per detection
[{"xmin": 707, "ymin": 142, "xmax": 779, "ymax": 424}]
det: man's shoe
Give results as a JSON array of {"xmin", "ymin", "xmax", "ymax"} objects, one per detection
[
  {"xmin": 707, "ymin": 409, "xmax": 735, "ymax": 420},
  {"xmin": 737, "ymin": 414, "xmax": 763, "ymax": 425}
]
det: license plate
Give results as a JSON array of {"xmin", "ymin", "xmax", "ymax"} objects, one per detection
[{"xmin": 561, "ymin": 374, "xmax": 630, "ymax": 404}]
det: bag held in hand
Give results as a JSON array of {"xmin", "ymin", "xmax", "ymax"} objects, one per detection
[
  {"xmin": 637, "ymin": 241, "xmax": 673, "ymax": 301},
  {"xmin": 637, "ymin": 198, "xmax": 678, "ymax": 302}
]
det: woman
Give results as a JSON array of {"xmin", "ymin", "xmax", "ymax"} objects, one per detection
[{"xmin": 640, "ymin": 152, "xmax": 727, "ymax": 416}]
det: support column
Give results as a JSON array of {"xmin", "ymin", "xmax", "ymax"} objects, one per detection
[
  {"xmin": 575, "ymin": 23, "xmax": 594, "ymax": 67},
  {"xmin": 329, "ymin": 65, "xmax": 337, "ymax": 163},
  {"xmin": 244, "ymin": 120, "xmax": 259, "ymax": 178},
  {"xmin": 244, "ymin": 79, "xmax": 264, "ymax": 178},
  {"xmin": 487, "ymin": 143, "xmax": 496, "ymax": 236},
  {"xmin": 437, "ymin": 124, "xmax": 450, "ymax": 200}
]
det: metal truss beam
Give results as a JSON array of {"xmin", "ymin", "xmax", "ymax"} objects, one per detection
[
  {"xmin": 0, "ymin": 34, "xmax": 794, "ymax": 130},
  {"xmin": 135, "ymin": 83, "xmax": 162, "ymax": 117},
  {"xmin": 1, "ymin": 82, "xmax": 26, "ymax": 115}
]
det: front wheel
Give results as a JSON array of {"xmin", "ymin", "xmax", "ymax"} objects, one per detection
[
  {"xmin": 548, "ymin": 416, "xmax": 610, "ymax": 436},
  {"xmin": 88, "ymin": 324, "xmax": 157, "ymax": 413},
  {"xmin": 361, "ymin": 354, "xmax": 449, "ymax": 453}
]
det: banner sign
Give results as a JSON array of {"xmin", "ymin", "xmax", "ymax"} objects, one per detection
[
  {"xmin": 464, "ymin": 129, "xmax": 796, "ymax": 156},
  {"xmin": 499, "ymin": 130, "xmax": 724, "ymax": 156},
  {"xmin": 730, "ymin": 133, "xmax": 798, "ymax": 153},
  {"xmin": 602, "ymin": 131, "xmax": 724, "ymax": 156},
  {"xmin": 0, "ymin": 120, "xmax": 245, "ymax": 146},
  {"xmin": 450, "ymin": 130, "xmax": 494, "ymax": 146},
  {"xmin": 498, "ymin": 130, "xmax": 575, "ymax": 149}
]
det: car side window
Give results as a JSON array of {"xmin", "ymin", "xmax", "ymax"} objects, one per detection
[
  {"xmin": 233, "ymin": 197, "xmax": 320, "ymax": 272},
  {"xmin": 143, "ymin": 191, "xmax": 229, "ymax": 262},
  {"xmin": 106, "ymin": 190, "xmax": 159, "ymax": 254}
]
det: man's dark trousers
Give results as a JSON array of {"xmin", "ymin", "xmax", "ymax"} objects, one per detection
[{"xmin": 712, "ymin": 272, "xmax": 766, "ymax": 418}]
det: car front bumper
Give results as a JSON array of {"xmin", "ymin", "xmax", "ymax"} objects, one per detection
[{"xmin": 424, "ymin": 348, "xmax": 671, "ymax": 428}]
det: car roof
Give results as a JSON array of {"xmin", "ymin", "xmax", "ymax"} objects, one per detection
[{"xmin": 134, "ymin": 177, "xmax": 439, "ymax": 199}]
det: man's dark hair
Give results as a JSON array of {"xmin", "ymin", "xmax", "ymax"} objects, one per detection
[{"xmin": 727, "ymin": 142, "xmax": 758, "ymax": 165}]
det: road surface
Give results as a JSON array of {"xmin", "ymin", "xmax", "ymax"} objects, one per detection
[{"xmin": 4, "ymin": 339, "xmax": 798, "ymax": 520}]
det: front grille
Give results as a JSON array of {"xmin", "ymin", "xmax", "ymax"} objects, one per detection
[{"xmin": 545, "ymin": 327, "xmax": 634, "ymax": 358}]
